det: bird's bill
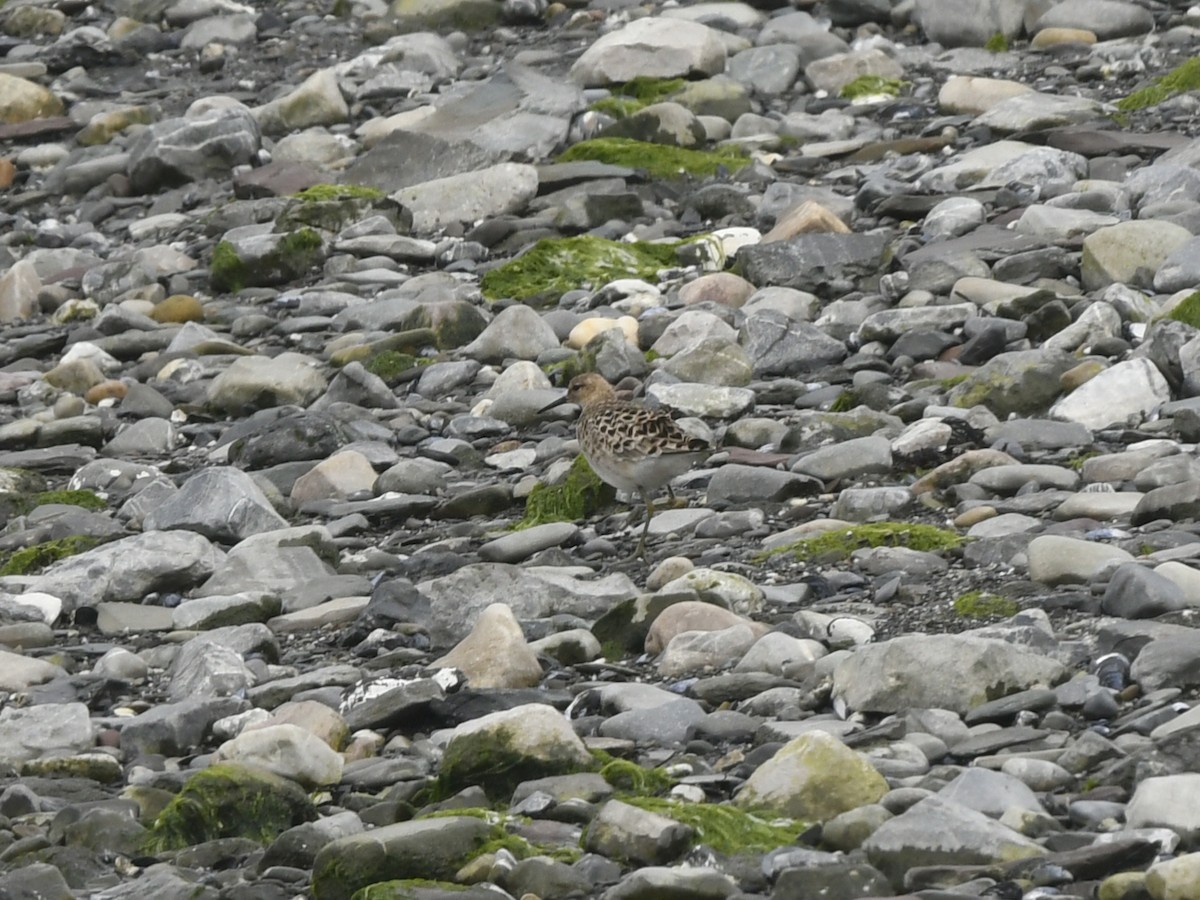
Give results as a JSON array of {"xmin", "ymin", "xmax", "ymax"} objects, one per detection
[{"xmin": 538, "ymin": 393, "xmax": 571, "ymax": 413}]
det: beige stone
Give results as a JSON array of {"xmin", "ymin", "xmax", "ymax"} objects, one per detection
[
  {"xmin": 1031, "ymin": 26, "xmax": 1096, "ymax": 47},
  {"xmin": 938, "ymin": 75, "xmax": 1032, "ymax": 116},
  {"xmin": 434, "ymin": 602, "xmax": 542, "ymax": 689},
  {"xmin": 0, "ymin": 73, "xmax": 63, "ymax": 124}
]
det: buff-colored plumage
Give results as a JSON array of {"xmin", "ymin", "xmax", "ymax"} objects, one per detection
[{"xmin": 547, "ymin": 373, "xmax": 710, "ymax": 556}]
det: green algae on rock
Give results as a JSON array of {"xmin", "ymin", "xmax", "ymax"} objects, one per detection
[
  {"xmin": 625, "ymin": 797, "xmax": 809, "ymax": 854},
  {"xmin": 839, "ymin": 75, "xmax": 906, "ymax": 100},
  {"xmin": 953, "ymin": 591, "xmax": 1021, "ymax": 619},
  {"xmin": 0, "ymin": 535, "xmax": 99, "ymax": 576},
  {"xmin": 280, "ymin": 183, "xmax": 411, "ymax": 233},
  {"xmin": 517, "ymin": 455, "xmax": 615, "ymax": 530},
  {"xmin": 364, "ymin": 351, "xmax": 420, "ymax": 385},
  {"xmin": 589, "ymin": 77, "xmax": 687, "ymax": 118},
  {"xmin": 1117, "ymin": 57, "xmax": 1200, "ymax": 111},
  {"xmin": 555, "ymin": 137, "xmax": 750, "ymax": 179},
  {"xmin": 480, "ymin": 235, "xmax": 681, "ymax": 302},
  {"xmin": 435, "ymin": 704, "xmax": 597, "ymax": 803},
  {"xmin": 312, "ymin": 816, "xmax": 492, "ymax": 900},
  {"xmin": 1166, "ymin": 290, "xmax": 1200, "ymax": 328},
  {"xmin": 762, "ymin": 522, "xmax": 963, "ymax": 562},
  {"xmin": 211, "ymin": 228, "xmax": 326, "ymax": 294},
  {"xmin": 143, "ymin": 763, "xmax": 316, "ymax": 853}
]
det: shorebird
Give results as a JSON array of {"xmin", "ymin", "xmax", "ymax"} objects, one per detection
[{"xmin": 540, "ymin": 373, "xmax": 711, "ymax": 557}]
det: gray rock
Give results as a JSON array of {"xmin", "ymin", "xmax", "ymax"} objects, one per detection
[
  {"xmin": 1082, "ymin": 220, "xmax": 1194, "ymax": 292},
  {"xmin": 1130, "ymin": 636, "xmax": 1200, "ymax": 693},
  {"xmin": 584, "ymin": 799, "xmax": 694, "ymax": 865},
  {"xmin": 938, "ymin": 768, "xmax": 1045, "ymax": 817},
  {"xmin": 311, "ymin": 816, "xmax": 492, "ymax": 898},
  {"xmin": 1102, "ymin": 563, "xmax": 1189, "ymax": 620},
  {"xmin": 118, "ymin": 696, "xmax": 247, "ymax": 757},
  {"xmin": 420, "ymin": 563, "xmax": 637, "ymax": 646},
  {"xmin": 1034, "ymin": 0, "xmax": 1153, "ymax": 39},
  {"xmin": 207, "ymin": 353, "xmax": 328, "ymax": 413},
  {"xmin": 707, "ymin": 464, "xmax": 821, "ymax": 506},
  {"xmin": 168, "ymin": 636, "xmax": 254, "ymax": 702},
  {"xmin": 570, "ymin": 17, "xmax": 726, "ymax": 86},
  {"xmin": 396, "ymin": 162, "xmax": 539, "ymax": 234},
  {"xmin": 0, "ymin": 703, "xmax": 93, "ymax": 763},
  {"xmin": 862, "ymin": 795, "xmax": 1046, "ymax": 884},
  {"xmin": 602, "ymin": 866, "xmax": 737, "ymax": 900},
  {"xmin": 738, "ymin": 234, "xmax": 888, "ymax": 298},
  {"xmin": 19, "ymin": 531, "xmax": 220, "ymax": 612},
  {"xmin": 144, "ymin": 466, "xmax": 287, "ymax": 542},
  {"xmin": 1126, "ymin": 774, "xmax": 1200, "ymax": 842},
  {"xmin": 913, "ymin": 0, "xmax": 1026, "ymax": 46},
  {"xmin": 833, "ymin": 634, "xmax": 1067, "ymax": 715},
  {"xmin": 740, "ymin": 309, "xmax": 848, "ymax": 376},
  {"xmin": 127, "ymin": 97, "xmax": 261, "ymax": 193}
]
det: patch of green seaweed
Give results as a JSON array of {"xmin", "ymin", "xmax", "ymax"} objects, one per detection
[
  {"xmin": 759, "ymin": 522, "xmax": 964, "ymax": 563},
  {"xmin": 556, "ymin": 137, "xmax": 750, "ymax": 179},
  {"xmin": 516, "ymin": 455, "xmax": 615, "ymax": 529},
  {"xmin": 1116, "ymin": 57, "xmax": 1200, "ymax": 112}
]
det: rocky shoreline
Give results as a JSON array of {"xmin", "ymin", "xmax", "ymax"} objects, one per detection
[{"xmin": 2, "ymin": 0, "xmax": 1200, "ymax": 897}]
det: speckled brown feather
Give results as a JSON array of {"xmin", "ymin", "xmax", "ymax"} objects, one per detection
[{"xmin": 578, "ymin": 400, "xmax": 709, "ymax": 462}]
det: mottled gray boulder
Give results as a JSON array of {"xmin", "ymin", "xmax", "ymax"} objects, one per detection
[
  {"xmin": 737, "ymin": 234, "xmax": 888, "ymax": 298},
  {"xmin": 1082, "ymin": 220, "xmax": 1193, "ymax": 292},
  {"xmin": 144, "ymin": 466, "xmax": 287, "ymax": 543},
  {"xmin": 1102, "ymin": 563, "xmax": 1189, "ymax": 620},
  {"xmin": 1034, "ymin": 0, "xmax": 1153, "ymax": 39},
  {"xmin": 462, "ymin": 303, "xmax": 560, "ymax": 362},
  {"xmin": 946, "ymin": 349, "xmax": 1074, "ymax": 418},
  {"xmin": 1126, "ymin": 775, "xmax": 1200, "ymax": 843},
  {"xmin": 740, "ymin": 310, "xmax": 848, "ymax": 375},
  {"xmin": 207, "ymin": 353, "xmax": 328, "ymax": 413},
  {"xmin": 119, "ymin": 696, "xmax": 247, "ymax": 758},
  {"xmin": 420, "ymin": 563, "xmax": 637, "ymax": 646},
  {"xmin": 707, "ymin": 464, "xmax": 821, "ymax": 507},
  {"xmin": 585, "ymin": 799, "xmax": 695, "ymax": 865},
  {"xmin": 20, "ymin": 531, "xmax": 221, "ymax": 611},
  {"xmin": 0, "ymin": 703, "xmax": 92, "ymax": 763},
  {"xmin": 570, "ymin": 17, "xmax": 726, "ymax": 86},
  {"xmin": 832, "ymin": 634, "xmax": 1067, "ymax": 715},
  {"xmin": 913, "ymin": 0, "xmax": 1026, "ymax": 46},
  {"xmin": 938, "ymin": 768, "xmax": 1045, "ymax": 817},
  {"xmin": 127, "ymin": 96, "xmax": 261, "ymax": 193},
  {"xmin": 863, "ymin": 795, "xmax": 1046, "ymax": 885},
  {"xmin": 395, "ymin": 162, "xmax": 539, "ymax": 233},
  {"xmin": 168, "ymin": 636, "xmax": 254, "ymax": 702},
  {"xmin": 1130, "ymin": 636, "xmax": 1200, "ymax": 693}
]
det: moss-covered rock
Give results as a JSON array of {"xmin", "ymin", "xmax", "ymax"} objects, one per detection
[
  {"xmin": 1117, "ymin": 57, "xmax": 1200, "ymax": 112},
  {"xmin": 481, "ymin": 235, "xmax": 681, "ymax": 303},
  {"xmin": 556, "ymin": 137, "xmax": 749, "ymax": 179},
  {"xmin": 945, "ymin": 349, "xmax": 1075, "ymax": 417},
  {"xmin": 143, "ymin": 763, "xmax": 316, "ymax": 853},
  {"xmin": 351, "ymin": 882, "xmax": 502, "ymax": 900},
  {"xmin": 839, "ymin": 75, "xmax": 906, "ymax": 99},
  {"xmin": 437, "ymin": 704, "xmax": 597, "ymax": 802},
  {"xmin": 625, "ymin": 797, "xmax": 809, "ymax": 854},
  {"xmin": 953, "ymin": 591, "xmax": 1020, "ymax": 619},
  {"xmin": 589, "ymin": 77, "xmax": 687, "ymax": 118},
  {"xmin": 210, "ymin": 229, "xmax": 326, "ymax": 294},
  {"xmin": 312, "ymin": 816, "xmax": 492, "ymax": 900},
  {"xmin": 761, "ymin": 522, "xmax": 962, "ymax": 563},
  {"xmin": 0, "ymin": 535, "xmax": 99, "ymax": 576},
  {"xmin": 365, "ymin": 351, "xmax": 420, "ymax": 385},
  {"xmin": 1166, "ymin": 291, "xmax": 1200, "ymax": 328},
  {"xmin": 278, "ymin": 183, "xmax": 411, "ymax": 233},
  {"xmin": 735, "ymin": 731, "xmax": 888, "ymax": 821},
  {"xmin": 517, "ymin": 455, "xmax": 615, "ymax": 529}
]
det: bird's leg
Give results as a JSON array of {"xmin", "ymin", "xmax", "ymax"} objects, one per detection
[{"xmin": 634, "ymin": 492, "xmax": 654, "ymax": 560}]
